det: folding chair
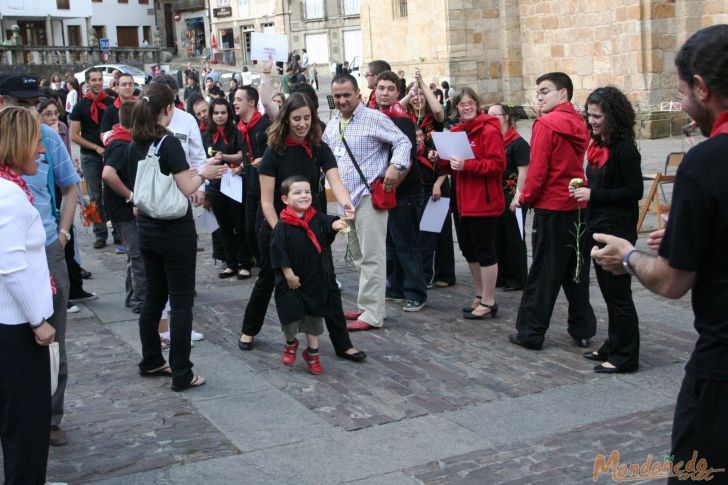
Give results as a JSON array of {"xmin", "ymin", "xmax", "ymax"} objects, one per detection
[{"xmin": 636, "ymin": 173, "xmax": 676, "ymax": 233}]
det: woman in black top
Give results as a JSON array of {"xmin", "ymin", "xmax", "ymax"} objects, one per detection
[
  {"xmin": 488, "ymin": 103, "xmax": 530, "ymax": 291},
  {"xmin": 129, "ymin": 83, "xmax": 226, "ymax": 391},
  {"xmin": 571, "ymin": 86, "xmax": 643, "ymax": 374},
  {"xmin": 239, "ymin": 93, "xmax": 366, "ymax": 362},
  {"xmin": 202, "ymin": 98, "xmax": 252, "ymax": 279}
]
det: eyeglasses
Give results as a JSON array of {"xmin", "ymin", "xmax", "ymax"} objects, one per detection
[{"xmin": 457, "ymin": 101, "xmax": 476, "ymax": 109}]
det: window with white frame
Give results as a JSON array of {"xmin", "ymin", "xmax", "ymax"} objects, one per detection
[
  {"xmin": 342, "ymin": 0, "xmax": 358, "ymax": 16},
  {"xmin": 304, "ymin": 0, "xmax": 324, "ymax": 19}
]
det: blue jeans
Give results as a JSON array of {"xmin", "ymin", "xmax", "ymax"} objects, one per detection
[
  {"xmin": 386, "ymin": 193, "xmax": 427, "ymax": 303},
  {"xmin": 81, "ymin": 153, "xmax": 108, "ymax": 240}
]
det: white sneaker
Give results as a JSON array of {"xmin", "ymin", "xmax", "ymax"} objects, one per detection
[
  {"xmin": 191, "ymin": 330, "xmax": 204, "ymax": 341},
  {"xmin": 67, "ymin": 304, "xmax": 80, "ymax": 314}
]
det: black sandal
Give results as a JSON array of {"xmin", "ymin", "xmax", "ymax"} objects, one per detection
[
  {"xmin": 172, "ymin": 375, "xmax": 206, "ymax": 392},
  {"xmin": 140, "ymin": 364, "xmax": 172, "ymax": 377},
  {"xmin": 463, "ymin": 302, "xmax": 499, "ymax": 320},
  {"xmin": 462, "ymin": 296, "xmax": 482, "ymax": 313},
  {"xmin": 583, "ymin": 350, "xmax": 607, "ymax": 362}
]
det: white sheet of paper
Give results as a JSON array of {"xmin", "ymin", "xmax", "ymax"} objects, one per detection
[
  {"xmin": 431, "ymin": 132, "xmax": 475, "ymax": 161},
  {"xmin": 197, "ymin": 209, "xmax": 219, "ymax": 233},
  {"xmin": 250, "ymin": 32, "xmax": 289, "ymax": 63},
  {"xmin": 220, "ymin": 169, "xmax": 243, "ymax": 203},
  {"xmin": 516, "ymin": 208, "xmax": 525, "ymax": 241},
  {"xmin": 419, "ymin": 197, "xmax": 451, "ymax": 233}
]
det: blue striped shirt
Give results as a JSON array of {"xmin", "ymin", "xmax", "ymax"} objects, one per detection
[
  {"xmin": 23, "ymin": 125, "xmax": 81, "ymax": 246},
  {"xmin": 322, "ymin": 103, "xmax": 411, "ymax": 207}
]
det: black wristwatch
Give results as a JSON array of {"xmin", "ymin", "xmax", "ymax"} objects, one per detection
[
  {"xmin": 622, "ymin": 249, "xmax": 639, "ymax": 276},
  {"xmin": 30, "ymin": 318, "xmax": 45, "ymax": 329}
]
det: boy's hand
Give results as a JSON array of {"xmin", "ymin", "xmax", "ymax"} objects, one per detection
[
  {"xmin": 332, "ymin": 219, "xmax": 349, "ymax": 232},
  {"xmin": 286, "ymin": 274, "xmax": 301, "ymax": 289}
]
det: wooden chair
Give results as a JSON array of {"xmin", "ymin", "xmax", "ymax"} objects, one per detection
[
  {"xmin": 636, "ymin": 173, "xmax": 675, "ymax": 233},
  {"xmin": 643, "ymin": 152, "xmax": 684, "ymax": 198}
]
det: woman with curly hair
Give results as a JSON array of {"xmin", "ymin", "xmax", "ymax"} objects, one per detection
[{"xmin": 570, "ymin": 86, "xmax": 643, "ymax": 373}]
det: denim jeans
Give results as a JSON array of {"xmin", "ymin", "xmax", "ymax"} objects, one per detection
[
  {"xmin": 137, "ymin": 217, "xmax": 197, "ymax": 387},
  {"xmin": 116, "ymin": 219, "xmax": 146, "ymax": 309},
  {"xmin": 386, "ymin": 192, "xmax": 427, "ymax": 303},
  {"xmin": 81, "ymin": 153, "xmax": 108, "ymax": 240}
]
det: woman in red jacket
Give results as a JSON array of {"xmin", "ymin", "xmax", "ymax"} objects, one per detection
[{"xmin": 434, "ymin": 87, "xmax": 506, "ymax": 319}]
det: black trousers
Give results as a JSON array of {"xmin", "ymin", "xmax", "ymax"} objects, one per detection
[
  {"xmin": 241, "ymin": 210, "xmax": 355, "ymax": 353},
  {"xmin": 593, "ymin": 260, "xmax": 640, "ymax": 370},
  {"xmin": 137, "ymin": 218, "xmax": 197, "ymax": 388},
  {"xmin": 245, "ymin": 195, "xmax": 260, "ymax": 264},
  {"xmin": 669, "ymin": 373, "xmax": 728, "ymax": 484},
  {"xmin": 207, "ymin": 185, "xmax": 252, "ymax": 271},
  {"xmin": 515, "ymin": 209, "xmax": 596, "ymax": 346},
  {"xmin": 64, "ymin": 226, "xmax": 84, "ymax": 298},
  {"xmin": 494, "ymin": 207, "xmax": 528, "ymax": 289},
  {"xmin": 0, "ymin": 324, "xmax": 51, "ymax": 485}
]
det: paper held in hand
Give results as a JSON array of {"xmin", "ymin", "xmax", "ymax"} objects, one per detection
[
  {"xmin": 196, "ymin": 209, "xmax": 220, "ymax": 234},
  {"xmin": 250, "ymin": 32, "xmax": 289, "ymax": 63},
  {"xmin": 220, "ymin": 169, "xmax": 243, "ymax": 203},
  {"xmin": 419, "ymin": 197, "xmax": 451, "ymax": 233},
  {"xmin": 431, "ymin": 132, "xmax": 475, "ymax": 161}
]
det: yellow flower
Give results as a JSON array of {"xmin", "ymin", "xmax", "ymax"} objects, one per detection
[
  {"xmin": 570, "ymin": 178, "xmax": 583, "ymax": 188},
  {"xmin": 207, "ymin": 147, "xmax": 217, "ymax": 157}
]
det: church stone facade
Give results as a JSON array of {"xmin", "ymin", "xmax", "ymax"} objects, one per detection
[{"xmin": 361, "ymin": 0, "xmax": 728, "ymax": 107}]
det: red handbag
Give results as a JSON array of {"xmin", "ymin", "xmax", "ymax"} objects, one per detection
[
  {"xmin": 369, "ymin": 177, "xmax": 397, "ymax": 210},
  {"xmin": 341, "ymin": 137, "xmax": 397, "ymax": 210}
]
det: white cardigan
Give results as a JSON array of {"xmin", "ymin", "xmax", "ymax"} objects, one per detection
[{"xmin": 0, "ymin": 178, "xmax": 54, "ymax": 326}]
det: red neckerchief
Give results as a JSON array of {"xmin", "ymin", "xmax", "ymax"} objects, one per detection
[
  {"xmin": 285, "ymin": 135, "xmax": 313, "ymax": 159},
  {"xmin": 113, "ymin": 96, "xmax": 135, "ymax": 109},
  {"xmin": 417, "ymin": 112, "xmax": 434, "ymax": 135},
  {"xmin": 84, "ymin": 90, "xmax": 109, "ymax": 124},
  {"xmin": 710, "ymin": 110, "xmax": 728, "ymax": 138},
  {"xmin": 586, "ymin": 140, "xmax": 611, "ymax": 169},
  {"xmin": 379, "ymin": 103, "xmax": 411, "ymax": 120},
  {"xmin": 175, "ymin": 100, "xmax": 185, "ymax": 110},
  {"xmin": 416, "ymin": 145, "xmax": 433, "ymax": 171},
  {"xmin": 503, "ymin": 126, "xmax": 521, "ymax": 147},
  {"xmin": 213, "ymin": 127, "xmax": 227, "ymax": 145},
  {"xmin": 367, "ymin": 91, "xmax": 377, "ymax": 109},
  {"xmin": 238, "ymin": 111, "xmax": 263, "ymax": 159},
  {"xmin": 279, "ymin": 206, "xmax": 322, "ymax": 254},
  {"xmin": 199, "ymin": 121, "xmax": 207, "ymax": 132},
  {"xmin": 105, "ymin": 125, "xmax": 132, "ymax": 146},
  {"xmin": 0, "ymin": 164, "xmax": 33, "ymax": 203}
]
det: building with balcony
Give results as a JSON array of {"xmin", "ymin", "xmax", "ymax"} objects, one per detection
[
  {"xmin": 287, "ymin": 0, "xmax": 361, "ymax": 69},
  {"xmin": 1, "ymin": 0, "xmax": 155, "ymax": 49}
]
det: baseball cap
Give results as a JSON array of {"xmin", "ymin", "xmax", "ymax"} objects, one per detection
[{"xmin": 0, "ymin": 71, "xmax": 46, "ymax": 98}]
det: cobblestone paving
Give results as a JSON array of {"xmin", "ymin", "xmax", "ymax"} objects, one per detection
[
  {"xmin": 43, "ymin": 315, "xmax": 239, "ymax": 483},
  {"xmin": 404, "ymin": 406, "xmax": 673, "ymax": 484}
]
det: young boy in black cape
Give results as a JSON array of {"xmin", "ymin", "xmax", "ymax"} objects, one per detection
[{"xmin": 270, "ymin": 176, "xmax": 349, "ymax": 375}]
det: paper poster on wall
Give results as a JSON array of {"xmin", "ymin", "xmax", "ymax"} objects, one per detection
[{"xmin": 250, "ymin": 32, "xmax": 289, "ymax": 63}]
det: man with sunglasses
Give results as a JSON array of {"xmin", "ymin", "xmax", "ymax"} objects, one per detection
[
  {"xmin": 0, "ymin": 72, "xmax": 81, "ymax": 447},
  {"xmin": 509, "ymin": 71, "xmax": 596, "ymax": 351}
]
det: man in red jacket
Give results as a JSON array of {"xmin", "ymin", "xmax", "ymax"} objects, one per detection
[{"xmin": 509, "ymin": 72, "xmax": 596, "ymax": 350}]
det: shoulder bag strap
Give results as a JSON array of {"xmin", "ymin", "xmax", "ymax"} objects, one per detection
[{"xmin": 341, "ymin": 136, "xmax": 371, "ymax": 192}]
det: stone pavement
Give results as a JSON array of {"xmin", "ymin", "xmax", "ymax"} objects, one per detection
[{"xmin": 1, "ymin": 129, "xmax": 702, "ymax": 484}]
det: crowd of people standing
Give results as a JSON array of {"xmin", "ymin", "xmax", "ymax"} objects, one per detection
[{"xmin": 2, "ymin": 23, "xmax": 728, "ymax": 484}]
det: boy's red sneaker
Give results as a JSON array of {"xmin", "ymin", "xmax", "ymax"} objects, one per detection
[
  {"xmin": 282, "ymin": 338, "xmax": 299, "ymax": 366},
  {"xmin": 344, "ymin": 309, "xmax": 363, "ymax": 320},
  {"xmin": 303, "ymin": 348, "xmax": 323, "ymax": 375}
]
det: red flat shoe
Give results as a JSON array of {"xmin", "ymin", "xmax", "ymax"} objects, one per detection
[
  {"xmin": 344, "ymin": 309, "xmax": 364, "ymax": 321},
  {"xmin": 282, "ymin": 338, "xmax": 299, "ymax": 366},
  {"xmin": 302, "ymin": 348, "xmax": 323, "ymax": 375},
  {"xmin": 347, "ymin": 319, "xmax": 375, "ymax": 331}
]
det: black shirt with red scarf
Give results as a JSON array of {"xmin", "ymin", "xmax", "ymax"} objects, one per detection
[
  {"xmin": 238, "ymin": 113, "xmax": 271, "ymax": 200},
  {"xmin": 69, "ymin": 94, "xmax": 115, "ymax": 154},
  {"xmin": 202, "ymin": 124, "xmax": 243, "ymax": 189}
]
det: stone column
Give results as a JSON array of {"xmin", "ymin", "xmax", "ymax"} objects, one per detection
[{"xmin": 46, "ymin": 15, "xmax": 53, "ymax": 46}]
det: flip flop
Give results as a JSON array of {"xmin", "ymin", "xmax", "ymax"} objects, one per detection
[
  {"xmin": 172, "ymin": 375, "xmax": 206, "ymax": 392},
  {"xmin": 140, "ymin": 364, "xmax": 172, "ymax": 377}
]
